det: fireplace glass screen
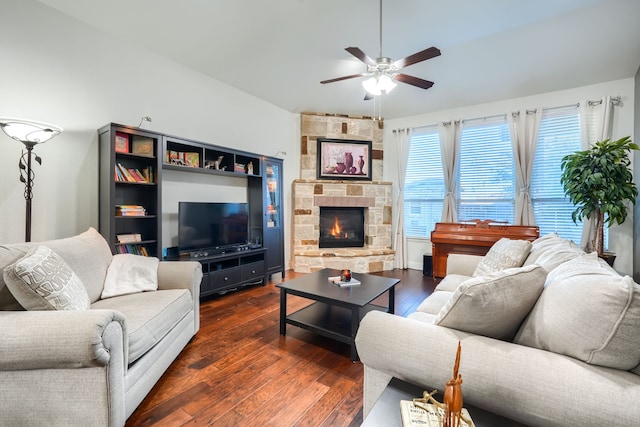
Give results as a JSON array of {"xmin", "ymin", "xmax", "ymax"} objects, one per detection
[{"xmin": 319, "ymin": 207, "xmax": 365, "ymax": 248}]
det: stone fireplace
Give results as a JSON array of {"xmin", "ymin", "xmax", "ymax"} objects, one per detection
[{"xmin": 292, "ymin": 113, "xmax": 395, "ymax": 273}]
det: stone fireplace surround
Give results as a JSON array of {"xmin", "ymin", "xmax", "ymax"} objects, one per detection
[{"xmin": 293, "ymin": 113, "xmax": 395, "ymax": 273}]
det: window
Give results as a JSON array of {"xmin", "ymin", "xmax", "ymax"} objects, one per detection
[
  {"xmin": 403, "ymin": 104, "xmax": 604, "ymax": 247},
  {"xmin": 457, "ymin": 118, "xmax": 514, "ymax": 222},
  {"xmin": 530, "ymin": 107, "xmax": 583, "ymax": 243},
  {"xmin": 404, "ymin": 126, "xmax": 444, "ymax": 237}
]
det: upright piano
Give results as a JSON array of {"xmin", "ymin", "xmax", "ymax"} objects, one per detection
[{"xmin": 430, "ymin": 220, "xmax": 539, "ymax": 278}]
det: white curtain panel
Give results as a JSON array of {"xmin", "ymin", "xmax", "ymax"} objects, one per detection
[
  {"xmin": 578, "ymin": 96, "xmax": 613, "ymax": 251},
  {"xmin": 439, "ymin": 121, "xmax": 462, "ymax": 223},
  {"xmin": 508, "ymin": 109, "xmax": 541, "ymax": 226},
  {"xmin": 392, "ymin": 128, "xmax": 411, "ymax": 269}
]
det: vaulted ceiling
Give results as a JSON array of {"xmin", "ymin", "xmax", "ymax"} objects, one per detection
[{"xmin": 38, "ymin": 0, "xmax": 640, "ymax": 119}]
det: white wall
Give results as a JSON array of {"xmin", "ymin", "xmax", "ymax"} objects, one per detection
[
  {"xmin": 0, "ymin": 1, "xmax": 299, "ymax": 268},
  {"xmin": 384, "ymin": 78, "xmax": 636, "ymax": 275}
]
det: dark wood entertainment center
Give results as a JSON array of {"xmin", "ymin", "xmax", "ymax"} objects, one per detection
[{"xmin": 98, "ymin": 123, "xmax": 285, "ymax": 297}]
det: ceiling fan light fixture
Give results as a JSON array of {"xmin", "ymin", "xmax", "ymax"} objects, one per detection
[{"xmin": 362, "ymin": 73, "xmax": 397, "ymax": 96}]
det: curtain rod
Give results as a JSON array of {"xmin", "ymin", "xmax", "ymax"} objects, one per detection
[
  {"xmin": 461, "ymin": 113, "xmax": 506, "ymax": 124},
  {"xmin": 411, "ymin": 95, "xmax": 622, "ymax": 131},
  {"xmin": 543, "ymin": 95, "xmax": 622, "ymax": 112}
]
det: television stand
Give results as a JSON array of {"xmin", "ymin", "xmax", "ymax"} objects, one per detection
[{"xmin": 172, "ymin": 248, "xmax": 268, "ymax": 297}]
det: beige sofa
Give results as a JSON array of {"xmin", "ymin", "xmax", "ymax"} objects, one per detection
[
  {"xmin": 0, "ymin": 228, "xmax": 202, "ymax": 427},
  {"xmin": 356, "ymin": 233, "xmax": 640, "ymax": 426}
]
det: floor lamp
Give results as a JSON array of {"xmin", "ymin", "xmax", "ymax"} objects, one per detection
[{"xmin": 0, "ymin": 118, "xmax": 63, "ymax": 242}]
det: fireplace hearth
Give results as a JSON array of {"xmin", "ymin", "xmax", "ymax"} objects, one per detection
[{"xmin": 319, "ymin": 207, "xmax": 365, "ymax": 248}]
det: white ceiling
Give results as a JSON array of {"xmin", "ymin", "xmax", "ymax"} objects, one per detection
[{"xmin": 38, "ymin": 0, "xmax": 640, "ymax": 119}]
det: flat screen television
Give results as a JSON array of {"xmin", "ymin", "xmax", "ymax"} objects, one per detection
[{"xmin": 178, "ymin": 202, "xmax": 249, "ymax": 253}]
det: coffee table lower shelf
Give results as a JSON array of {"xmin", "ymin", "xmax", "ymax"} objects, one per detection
[
  {"xmin": 283, "ymin": 301, "xmax": 387, "ymax": 357},
  {"xmin": 362, "ymin": 378, "xmax": 527, "ymax": 427}
]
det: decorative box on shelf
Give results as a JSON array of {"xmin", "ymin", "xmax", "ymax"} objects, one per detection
[{"xmin": 131, "ymin": 135, "xmax": 154, "ymax": 156}]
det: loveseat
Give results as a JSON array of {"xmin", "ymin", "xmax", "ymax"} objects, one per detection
[
  {"xmin": 0, "ymin": 228, "xmax": 202, "ymax": 427},
  {"xmin": 356, "ymin": 233, "xmax": 640, "ymax": 426}
]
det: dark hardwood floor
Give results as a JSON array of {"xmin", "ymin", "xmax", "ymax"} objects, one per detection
[{"xmin": 126, "ymin": 269, "xmax": 437, "ymax": 427}]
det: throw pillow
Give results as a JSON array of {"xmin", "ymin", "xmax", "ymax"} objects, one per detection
[
  {"xmin": 434, "ymin": 264, "xmax": 547, "ymax": 340},
  {"xmin": 101, "ymin": 254, "xmax": 159, "ymax": 299},
  {"xmin": 514, "ymin": 253, "xmax": 640, "ymax": 370},
  {"xmin": 3, "ymin": 245, "xmax": 90, "ymax": 310},
  {"xmin": 472, "ymin": 237, "xmax": 532, "ymax": 277}
]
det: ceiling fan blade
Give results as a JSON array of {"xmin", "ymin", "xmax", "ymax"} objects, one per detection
[
  {"xmin": 392, "ymin": 46, "xmax": 441, "ymax": 69},
  {"xmin": 345, "ymin": 47, "xmax": 377, "ymax": 66},
  {"xmin": 394, "ymin": 73, "xmax": 435, "ymax": 90},
  {"xmin": 320, "ymin": 73, "xmax": 365, "ymax": 84}
]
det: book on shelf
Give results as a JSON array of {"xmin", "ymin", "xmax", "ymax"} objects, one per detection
[
  {"xmin": 116, "ymin": 243, "xmax": 149, "ymax": 256},
  {"xmin": 115, "ymin": 132, "xmax": 129, "ymax": 153},
  {"xmin": 130, "ymin": 169, "xmax": 144, "ymax": 182},
  {"xmin": 328, "ymin": 276, "xmax": 361, "ymax": 287},
  {"xmin": 184, "ymin": 152, "xmax": 200, "ymax": 168},
  {"xmin": 117, "ymin": 233, "xmax": 142, "ymax": 243},
  {"xmin": 115, "ymin": 205, "xmax": 146, "ymax": 216},
  {"xmin": 142, "ymin": 166, "xmax": 154, "ymax": 183},
  {"xmin": 400, "ymin": 401, "xmax": 474, "ymax": 427},
  {"xmin": 114, "ymin": 165, "xmax": 124, "ymax": 181},
  {"xmin": 114, "ymin": 164, "xmax": 153, "ymax": 183},
  {"xmin": 116, "ymin": 163, "xmax": 135, "ymax": 182}
]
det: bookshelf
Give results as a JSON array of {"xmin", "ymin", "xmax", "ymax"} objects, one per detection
[
  {"xmin": 249, "ymin": 157, "xmax": 284, "ymax": 278},
  {"xmin": 98, "ymin": 123, "xmax": 285, "ymax": 296},
  {"xmin": 99, "ymin": 124, "xmax": 162, "ymax": 258},
  {"xmin": 163, "ymin": 135, "xmax": 261, "ymax": 178}
]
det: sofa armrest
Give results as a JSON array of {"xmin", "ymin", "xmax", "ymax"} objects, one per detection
[
  {"xmin": 356, "ymin": 311, "xmax": 473, "ymax": 388},
  {"xmin": 446, "ymin": 253, "xmax": 483, "ymax": 276},
  {"xmin": 157, "ymin": 261, "xmax": 202, "ymax": 332},
  {"xmin": 0, "ymin": 309, "xmax": 127, "ymax": 371},
  {"xmin": 157, "ymin": 260, "xmax": 202, "ymax": 292}
]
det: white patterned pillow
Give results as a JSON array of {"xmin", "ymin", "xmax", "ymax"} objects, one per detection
[
  {"xmin": 473, "ymin": 238, "xmax": 532, "ymax": 277},
  {"xmin": 3, "ymin": 245, "xmax": 90, "ymax": 310}
]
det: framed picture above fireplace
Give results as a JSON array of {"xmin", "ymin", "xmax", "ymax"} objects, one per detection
[{"xmin": 317, "ymin": 138, "xmax": 372, "ymax": 181}]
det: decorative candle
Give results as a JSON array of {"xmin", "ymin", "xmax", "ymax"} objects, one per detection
[{"xmin": 341, "ymin": 269, "xmax": 351, "ymax": 282}]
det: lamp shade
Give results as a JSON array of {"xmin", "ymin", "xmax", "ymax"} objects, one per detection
[
  {"xmin": 362, "ymin": 74, "xmax": 397, "ymax": 96},
  {"xmin": 0, "ymin": 118, "xmax": 63, "ymax": 145}
]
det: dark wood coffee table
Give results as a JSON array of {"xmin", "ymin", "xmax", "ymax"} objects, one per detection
[{"xmin": 277, "ymin": 268, "xmax": 400, "ymax": 361}]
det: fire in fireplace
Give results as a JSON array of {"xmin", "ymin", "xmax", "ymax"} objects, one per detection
[{"xmin": 319, "ymin": 207, "xmax": 365, "ymax": 248}]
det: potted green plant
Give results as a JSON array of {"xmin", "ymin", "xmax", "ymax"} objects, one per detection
[{"xmin": 560, "ymin": 136, "xmax": 638, "ymax": 259}]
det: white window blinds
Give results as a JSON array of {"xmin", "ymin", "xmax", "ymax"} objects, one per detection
[
  {"xmin": 457, "ymin": 117, "xmax": 514, "ymax": 222},
  {"xmin": 530, "ymin": 105, "xmax": 583, "ymax": 242},
  {"xmin": 404, "ymin": 126, "xmax": 444, "ymax": 237}
]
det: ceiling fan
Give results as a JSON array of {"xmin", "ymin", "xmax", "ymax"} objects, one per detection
[{"xmin": 321, "ymin": 0, "xmax": 441, "ymax": 97}]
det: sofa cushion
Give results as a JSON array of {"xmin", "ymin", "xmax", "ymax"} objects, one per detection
[
  {"xmin": 523, "ymin": 233, "xmax": 584, "ymax": 271},
  {"xmin": 91, "ymin": 288, "xmax": 192, "ymax": 364},
  {"xmin": 435, "ymin": 274, "xmax": 470, "ymax": 292},
  {"xmin": 434, "ymin": 264, "xmax": 547, "ymax": 340},
  {"xmin": 534, "ymin": 241, "xmax": 584, "ymax": 273},
  {"xmin": 415, "ymin": 290, "xmax": 454, "ymax": 315},
  {"xmin": 515, "ymin": 253, "xmax": 640, "ymax": 370},
  {"xmin": 472, "ymin": 238, "xmax": 532, "ymax": 277},
  {"xmin": 523, "ymin": 232, "xmax": 564, "ymax": 264},
  {"xmin": 101, "ymin": 254, "xmax": 159, "ymax": 299},
  {"xmin": 0, "ymin": 228, "xmax": 112, "ymax": 309},
  {"xmin": 3, "ymin": 246, "xmax": 90, "ymax": 310}
]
